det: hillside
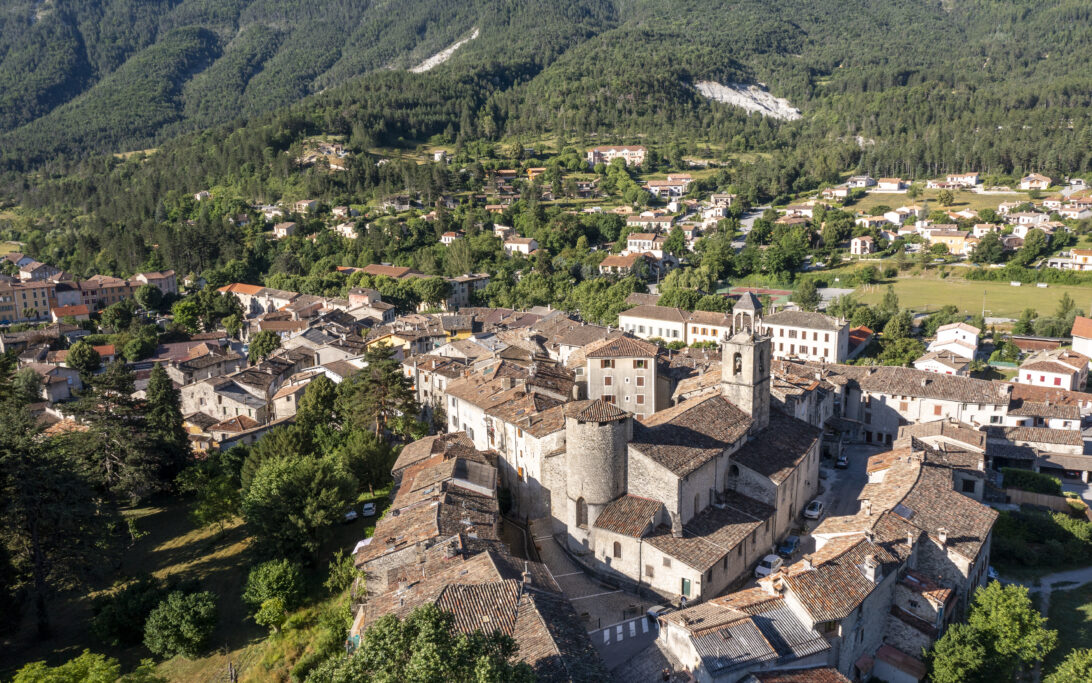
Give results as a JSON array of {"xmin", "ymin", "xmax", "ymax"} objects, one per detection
[
  {"xmin": 0, "ymin": 0, "xmax": 615, "ymax": 166},
  {"xmin": 0, "ymin": 0, "xmax": 1090, "ymax": 175}
]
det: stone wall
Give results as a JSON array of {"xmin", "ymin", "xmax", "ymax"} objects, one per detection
[{"xmin": 628, "ymin": 448, "xmax": 680, "ymax": 518}]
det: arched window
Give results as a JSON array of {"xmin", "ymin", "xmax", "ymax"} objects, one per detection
[
  {"xmin": 576, "ymin": 497, "xmax": 588, "ymax": 529},
  {"xmin": 613, "ymin": 541, "xmax": 622, "ymax": 558},
  {"xmin": 733, "ymin": 352, "xmax": 743, "ymax": 376}
]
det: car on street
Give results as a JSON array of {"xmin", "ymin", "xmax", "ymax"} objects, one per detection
[
  {"xmin": 988, "ymin": 566, "xmax": 999, "ymax": 582},
  {"xmin": 754, "ymin": 554, "xmax": 784, "ymax": 578},
  {"xmin": 835, "ymin": 453, "xmax": 849, "ymax": 469},
  {"xmin": 777, "ymin": 535, "xmax": 800, "ymax": 558},
  {"xmin": 362, "ymin": 502, "xmax": 377, "ymax": 517},
  {"xmin": 342, "ymin": 508, "xmax": 359, "ymax": 523},
  {"xmin": 803, "ymin": 500, "xmax": 825, "ymax": 520},
  {"xmin": 647, "ymin": 604, "xmax": 674, "ymax": 623}
]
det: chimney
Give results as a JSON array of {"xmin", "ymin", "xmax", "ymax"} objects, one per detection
[
  {"xmin": 906, "ymin": 531, "xmax": 914, "ymax": 547},
  {"xmin": 397, "ymin": 579, "xmax": 409, "ymax": 592},
  {"xmin": 670, "ymin": 512, "xmax": 683, "ymax": 539},
  {"xmin": 937, "ymin": 527, "xmax": 948, "ymax": 547},
  {"xmin": 521, "ymin": 571, "xmax": 532, "ymax": 585},
  {"xmin": 501, "ymin": 376, "xmax": 514, "ymax": 390},
  {"xmin": 864, "ymin": 529, "xmax": 875, "ymax": 544},
  {"xmin": 802, "ymin": 555, "xmax": 814, "ymax": 571},
  {"xmin": 863, "ymin": 499, "xmax": 872, "ymax": 517},
  {"xmin": 445, "ymin": 543, "xmax": 457, "ymax": 559},
  {"xmin": 863, "ymin": 554, "xmax": 881, "ymax": 583}
]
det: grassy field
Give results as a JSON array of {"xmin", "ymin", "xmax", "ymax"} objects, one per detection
[
  {"xmin": 2, "ymin": 488, "xmax": 390, "ymax": 682},
  {"xmin": 856, "ymin": 274, "xmax": 1092, "ymax": 319},
  {"xmin": 849, "ymin": 188, "xmax": 1029, "ymax": 214},
  {"xmin": 0, "ymin": 240, "xmax": 21, "ymax": 254},
  {"xmin": 1045, "ymin": 582, "xmax": 1092, "ymax": 676}
]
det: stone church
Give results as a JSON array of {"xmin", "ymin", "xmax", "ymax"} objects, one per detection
[{"xmin": 546, "ymin": 323, "xmax": 822, "ymax": 603}]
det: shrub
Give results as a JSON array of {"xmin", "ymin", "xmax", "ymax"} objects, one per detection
[
  {"xmin": 243, "ymin": 559, "xmax": 304, "ymax": 612},
  {"xmin": 143, "ymin": 591, "xmax": 218, "ymax": 659},
  {"xmin": 91, "ymin": 575, "xmax": 168, "ymax": 646},
  {"xmin": 1002, "ymin": 468, "xmax": 1062, "ymax": 495}
]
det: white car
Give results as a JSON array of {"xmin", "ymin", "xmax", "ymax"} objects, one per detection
[
  {"xmin": 754, "ymin": 554, "xmax": 784, "ymax": 578},
  {"xmin": 803, "ymin": 500, "xmax": 825, "ymax": 520},
  {"xmin": 362, "ymin": 502, "xmax": 377, "ymax": 517},
  {"xmin": 342, "ymin": 509, "xmax": 359, "ymax": 523}
]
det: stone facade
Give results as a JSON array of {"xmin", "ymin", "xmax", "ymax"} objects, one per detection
[{"xmin": 721, "ymin": 330, "xmax": 771, "ymax": 432}]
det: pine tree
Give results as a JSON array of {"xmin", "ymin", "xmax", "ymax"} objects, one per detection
[{"xmin": 146, "ymin": 363, "xmax": 188, "ymax": 478}]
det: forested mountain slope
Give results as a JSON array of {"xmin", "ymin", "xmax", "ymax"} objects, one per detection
[
  {"xmin": 0, "ymin": 0, "xmax": 614, "ymax": 164},
  {"xmin": 0, "ymin": 0, "xmax": 1090, "ymax": 175}
]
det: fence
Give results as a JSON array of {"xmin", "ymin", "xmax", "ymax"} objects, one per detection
[{"xmin": 1005, "ymin": 488, "xmax": 1076, "ymax": 513}]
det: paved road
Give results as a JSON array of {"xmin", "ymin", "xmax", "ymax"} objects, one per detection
[
  {"xmin": 732, "ymin": 206, "xmax": 768, "ymax": 251},
  {"xmin": 529, "ymin": 518, "xmax": 656, "ymax": 631},
  {"xmin": 589, "ymin": 614, "xmax": 660, "ymax": 671}
]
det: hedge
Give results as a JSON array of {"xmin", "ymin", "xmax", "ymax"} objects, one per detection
[{"xmin": 1002, "ymin": 467, "xmax": 1063, "ymax": 496}]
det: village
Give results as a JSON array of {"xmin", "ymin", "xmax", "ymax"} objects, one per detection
[{"xmin": 5, "ymin": 142, "xmax": 1092, "ymax": 682}]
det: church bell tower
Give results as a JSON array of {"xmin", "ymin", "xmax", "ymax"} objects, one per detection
[{"xmin": 721, "ymin": 329, "xmax": 771, "ymax": 432}]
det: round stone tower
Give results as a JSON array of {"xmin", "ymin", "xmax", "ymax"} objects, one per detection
[{"xmin": 563, "ymin": 399, "xmax": 632, "ymax": 553}]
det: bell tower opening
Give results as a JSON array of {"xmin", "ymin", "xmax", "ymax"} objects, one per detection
[{"xmin": 720, "ymin": 329, "xmax": 771, "ymax": 432}]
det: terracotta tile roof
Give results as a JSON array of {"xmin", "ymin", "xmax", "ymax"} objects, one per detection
[
  {"xmin": 617, "ymin": 304, "xmax": 688, "ymax": 324},
  {"xmin": 645, "ymin": 491, "xmax": 773, "ymax": 571},
  {"xmin": 209, "ymin": 415, "xmax": 260, "ymax": 433},
  {"xmin": 1021, "ymin": 360, "xmax": 1080, "ymax": 375},
  {"xmin": 876, "ymin": 463, "xmax": 998, "ymax": 561},
  {"xmin": 733, "ymin": 412, "xmax": 820, "ymax": 484},
  {"xmin": 875, "ymin": 644, "xmax": 927, "ymax": 680},
  {"xmin": 987, "ymin": 425, "xmax": 1082, "ymax": 446},
  {"xmin": 392, "ymin": 432, "xmax": 478, "ymax": 474},
  {"xmin": 901, "ymin": 569, "xmax": 954, "ymax": 607},
  {"xmin": 782, "ymin": 536, "xmax": 902, "ymax": 622},
  {"xmin": 898, "ymin": 421, "xmax": 986, "ymax": 451},
  {"xmin": 593, "ymin": 495, "xmax": 661, "ymax": 537},
  {"xmin": 631, "ymin": 394, "xmax": 751, "ymax": 477},
  {"xmin": 51, "ymin": 304, "xmax": 90, "ymax": 317},
  {"xmin": 362, "ymin": 264, "xmax": 423, "ymax": 279},
  {"xmin": 1007, "ymin": 399, "xmax": 1080, "ymax": 420},
  {"xmin": 785, "ymin": 362, "xmax": 1011, "ymax": 405},
  {"xmin": 599, "ymin": 252, "xmax": 647, "ymax": 269},
  {"xmin": 762, "ymin": 310, "xmax": 845, "ymax": 331},
  {"xmin": 914, "ymin": 351, "xmax": 969, "ymax": 370},
  {"xmin": 751, "ymin": 668, "xmax": 851, "ymax": 683},
  {"xmin": 583, "ymin": 335, "xmax": 659, "ymax": 358},
  {"xmin": 358, "ymin": 546, "xmax": 606, "ymax": 681},
  {"xmin": 183, "ymin": 412, "xmax": 219, "ymax": 430},
  {"xmin": 1071, "ymin": 315, "xmax": 1092, "ymax": 339},
  {"xmin": 686, "ymin": 310, "xmax": 733, "ymax": 326},
  {"xmin": 563, "ymin": 398, "xmax": 629, "ymax": 423},
  {"xmin": 1007, "ymin": 381, "xmax": 1092, "ymax": 407},
  {"xmin": 218, "ymin": 282, "xmax": 264, "ymax": 296}
]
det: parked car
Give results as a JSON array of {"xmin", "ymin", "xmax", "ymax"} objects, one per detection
[
  {"xmin": 647, "ymin": 604, "xmax": 674, "ymax": 623},
  {"xmin": 803, "ymin": 500, "xmax": 825, "ymax": 520},
  {"xmin": 342, "ymin": 508, "xmax": 359, "ymax": 523},
  {"xmin": 754, "ymin": 554, "xmax": 784, "ymax": 578},
  {"xmin": 835, "ymin": 453, "xmax": 849, "ymax": 469},
  {"xmin": 777, "ymin": 535, "xmax": 800, "ymax": 558},
  {"xmin": 362, "ymin": 502, "xmax": 377, "ymax": 517},
  {"xmin": 988, "ymin": 566, "xmax": 999, "ymax": 582}
]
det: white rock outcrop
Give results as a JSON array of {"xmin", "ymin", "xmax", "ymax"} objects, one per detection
[
  {"xmin": 694, "ymin": 81, "xmax": 801, "ymax": 121},
  {"xmin": 410, "ymin": 28, "xmax": 480, "ymax": 73}
]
